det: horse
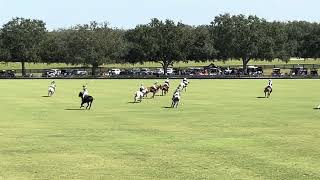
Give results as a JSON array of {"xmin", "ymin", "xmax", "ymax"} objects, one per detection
[
  {"xmin": 178, "ymin": 82, "xmax": 188, "ymax": 92},
  {"xmin": 161, "ymin": 84, "xmax": 169, "ymax": 96},
  {"xmin": 183, "ymin": 81, "xmax": 189, "ymax": 92},
  {"xmin": 171, "ymin": 91, "xmax": 181, "ymax": 108},
  {"xmin": 264, "ymin": 86, "xmax": 272, "ymax": 98},
  {"xmin": 48, "ymin": 87, "xmax": 55, "ymax": 97},
  {"xmin": 134, "ymin": 91, "xmax": 143, "ymax": 103},
  {"xmin": 145, "ymin": 85, "xmax": 162, "ymax": 98},
  {"xmin": 78, "ymin": 92, "xmax": 94, "ymax": 109}
]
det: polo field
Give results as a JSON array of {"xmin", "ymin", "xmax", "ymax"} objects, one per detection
[{"xmin": 0, "ymin": 79, "xmax": 319, "ymax": 179}]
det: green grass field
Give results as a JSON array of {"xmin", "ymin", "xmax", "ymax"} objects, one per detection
[{"xmin": 0, "ymin": 79, "xmax": 320, "ymax": 179}]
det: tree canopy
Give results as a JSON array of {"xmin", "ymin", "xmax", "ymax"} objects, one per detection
[
  {"xmin": 0, "ymin": 14, "xmax": 320, "ymax": 75},
  {"xmin": 0, "ymin": 17, "xmax": 46, "ymax": 76}
]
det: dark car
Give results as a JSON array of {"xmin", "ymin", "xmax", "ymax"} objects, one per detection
[
  {"xmin": 0, "ymin": 70, "xmax": 15, "ymax": 78},
  {"xmin": 61, "ymin": 69, "xmax": 73, "ymax": 76}
]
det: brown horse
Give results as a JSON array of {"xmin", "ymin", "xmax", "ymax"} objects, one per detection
[
  {"xmin": 145, "ymin": 85, "xmax": 162, "ymax": 98},
  {"xmin": 264, "ymin": 86, "xmax": 272, "ymax": 98},
  {"xmin": 161, "ymin": 84, "xmax": 169, "ymax": 96}
]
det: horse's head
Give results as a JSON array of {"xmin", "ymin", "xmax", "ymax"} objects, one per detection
[{"xmin": 79, "ymin": 92, "xmax": 83, "ymax": 97}]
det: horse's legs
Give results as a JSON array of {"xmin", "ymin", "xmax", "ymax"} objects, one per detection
[{"xmin": 80, "ymin": 102, "xmax": 84, "ymax": 108}]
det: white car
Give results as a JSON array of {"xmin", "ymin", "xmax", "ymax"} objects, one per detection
[
  {"xmin": 166, "ymin": 68, "xmax": 173, "ymax": 75},
  {"xmin": 111, "ymin": 69, "xmax": 121, "ymax": 75},
  {"xmin": 154, "ymin": 68, "xmax": 164, "ymax": 75}
]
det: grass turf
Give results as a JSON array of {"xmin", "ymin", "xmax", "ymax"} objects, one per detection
[{"xmin": 0, "ymin": 79, "xmax": 319, "ymax": 179}]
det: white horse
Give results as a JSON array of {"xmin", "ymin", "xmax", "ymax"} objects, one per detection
[
  {"xmin": 48, "ymin": 86, "xmax": 55, "ymax": 97},
  {"xmin": 134, "ymin": 91, "xmax": 144, "ymax": 103}
]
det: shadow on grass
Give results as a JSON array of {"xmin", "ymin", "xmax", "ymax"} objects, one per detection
[
  {"xmin": 313, "ymin": 107, "xmax": 320, "ymax": 110},
  {"xmin": 256, "ymin": 96, "xmax": 266, "ymax": 99},
  {"xmin": 42, "ymin": 95, "xmax": 50, "ymax": 97},
  {"xmin": 162, "ymin": 106, "xmax": 173, "ymax": 109},
  {"xmin": 128, "ymin": 101, "xmax": 141, "ymax": 104},
  {"xmin": 65, "ymin": 108, "xmax": 85, "ymax": 111}
]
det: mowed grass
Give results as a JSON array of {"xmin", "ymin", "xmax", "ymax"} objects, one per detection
[{"xmin": 0, "ymin": 79, "xmax": 320, "ymax": 179}]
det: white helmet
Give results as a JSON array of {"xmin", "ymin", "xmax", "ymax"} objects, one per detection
[{"xmin": 183, "ymin": 78, "xmax": 187, "ymax": 81}]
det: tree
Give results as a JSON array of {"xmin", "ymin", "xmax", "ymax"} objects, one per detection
[
  {"xmin": 64, "ymin": 22, "xmax": 124, "ymax": 76},
  {"xmin": 40, "ymin": 30, "xmax": 69, "ymax": 64},
  {"xmin": 0, "ymin": 17, "xmax": 46, "ymax": 76},
  {"xmin": 300, "ymin": 23, "xmax": 320, "ymax": 59},
  {"xmin": 125, "ymin": 18, "xmax": 192, "ymax": 75},
  {"xmin": 187, "ymin": 25, "xmax": 216, "ymax": 61}
]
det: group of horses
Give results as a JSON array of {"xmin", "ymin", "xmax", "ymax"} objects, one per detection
[
  {"xmin": 134, "ymin": 83, "xmax": 170, "ymax": 103},
  {"xmin": 133, "ymin": 80, "xmax": 189, "ymax": 109},
  {"xmin": 48, "ymin": 80, "xmax": 271, "ymax": 110},
  {"xmin": 47, "ymin": 86, "xmax": 94, "ymax": 110}
]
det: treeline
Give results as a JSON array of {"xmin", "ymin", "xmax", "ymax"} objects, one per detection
[{"xmin": 0, "ymin": 14, "xmax": 319, "ymax": 76}]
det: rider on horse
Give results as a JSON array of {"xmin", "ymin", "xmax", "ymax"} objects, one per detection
[
  {"xmin": 140, "ymin": 83, "xmax": 145, "ymax": 92},
  {"xmin": 164, "ymin": 78, "xmax": 170, "ymax": 88},
  {"xmin": 49, "ymin": 81, "xmax": 56, "ymax": 90},
  {"xmin": 267, "ymin": 79, "xmax": 273, "ymax": 92},
  {"xmin": 82, "ymin": 84, "xmax": 89, "ymax": 98},
  {"xmin": 152, "ymin": 81, "xmax": 158, "ymax": 91},
  {"xmin": 183, "ymin": 78, "xmax": 189, "ymax": 86}
]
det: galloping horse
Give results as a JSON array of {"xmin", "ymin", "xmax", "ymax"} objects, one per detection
[
  {"xmin": 161, "ymin": 84, "xmax": 169, "ymax": 96},
  {"xmin": 78, "ymin": 92, "xmax": 94, "ymax": 109},
  {"xmin": 134, "ymin": 91, "xmax": 143, "ymax": 103},
  {"xmin": 48, "ymin": 86, "xmax": 55, "ymax": 97},
  {"xmin": 264, "ymin": 86, "xmax": 272, "ymax": 98},
  {"xmin": 145, "ymin": 85, "xmax": 162, "ymax": 98},
  {"xmin": 171, "ymin": 91, "xmax": 181, "ymax": 108}
]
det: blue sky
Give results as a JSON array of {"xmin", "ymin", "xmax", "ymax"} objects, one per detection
[{"xmin": 0, "ymin": 0, "xmax": 319, "ymax": 30}]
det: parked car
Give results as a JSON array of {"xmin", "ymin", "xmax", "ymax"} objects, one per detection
[
  {"xmin": 290, "ymin": 67, "xmax": 307, "ymax": 76},
  {"xmin": 72, "ymin": 69, "xmax": 88, "ymax": 76},
  {"xmin": 166, "ymin": 68, "xmax": 174, "ymax": 75},
  {"xmin": 140, "ymin": 68, "xmax": 151, "ymax": 75},
  {"xmin": 310, "ymin": 69, "xmax": 318, "ymax": 76},
  {"xmin": 247, "ymin": 66, "xmax": 263, "ymax": 76},
  {"xmin": 60, "ymin": 69, "xmax": 73, "ymax": 77},
  {"xmin": 208, "ymin": 68, "xmax": 222, "ymax": 76},
  {"xmin": 272, "ymin": 68, "xmax": 282, "ymax": 77},
  {"xmin": 111, "ymin": 69, "xmax": 121, "ymax": 75},
  {"xmin": 0, "ymin": 70, "xmax": 15, "ymax": 78},
  {"xmin": 42, "ymin": 69, "xmax": 61, "ymax": 77},
  {"xmin": 153, "ymin": 68, "xmax": 164, "ymax": 75}
]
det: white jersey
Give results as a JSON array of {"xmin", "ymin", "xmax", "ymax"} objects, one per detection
[
  {"xmin": 82, "ymin": 88, "xmax": 89, "ymax": 98},
  {"xmin": 49, "ymin": 84, "xmax": 56, "ymax": 89},
  {"xmin": 173, "ymin": 92, "xmax": 180, "ymax": 100}
]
